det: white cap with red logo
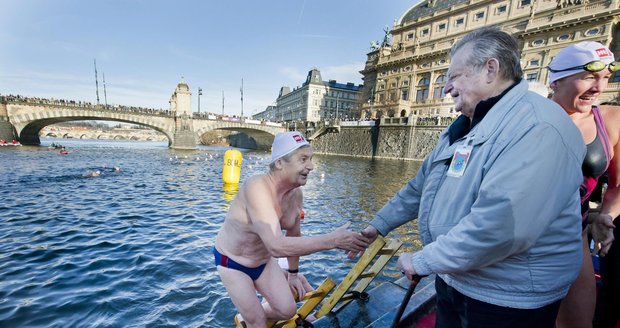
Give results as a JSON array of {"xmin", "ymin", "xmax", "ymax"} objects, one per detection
[
  {"xmin": 271, "ymin": 131, "xmax": 310, "ymax": 163},
  {"xmin": 548, "ymin": 41, "xmax": 615, "ymax": 84}
]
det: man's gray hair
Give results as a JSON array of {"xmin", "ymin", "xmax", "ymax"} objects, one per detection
[{"xmin": 450, "ymin": 25, "xmax": 523, "ymax": 81}]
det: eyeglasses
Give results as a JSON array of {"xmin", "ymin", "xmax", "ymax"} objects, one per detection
[{"xmin": 548, "ymin": 61, "xmax": 620, "ymax": 73}]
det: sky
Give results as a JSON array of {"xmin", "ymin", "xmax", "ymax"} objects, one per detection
[{"xmin": 0, "ymin": 0, "xmax": 419, "ymax": 117}]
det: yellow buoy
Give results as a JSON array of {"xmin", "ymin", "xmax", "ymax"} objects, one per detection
[{"xmin": 222, "ymin": 149, "xmax": 243, "ymax": 184}]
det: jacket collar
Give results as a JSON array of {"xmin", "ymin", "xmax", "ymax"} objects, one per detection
[
  {"xmin": 434, "ymin": 79, "xmax": 528, "ymax": 163},
  {"xmin": 448, "ymin": 79, "xmax": 521, "ymax": 145}
]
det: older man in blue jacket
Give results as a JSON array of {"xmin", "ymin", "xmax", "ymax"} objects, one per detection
[{"xmin": 357, "ymin": 26, "xmax": 586, "ymax": 327}]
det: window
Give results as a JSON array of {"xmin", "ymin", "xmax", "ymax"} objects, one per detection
[
  {"xmin": 433, "ymin": 74, "xmax": 447, "ymax": 99},
  {"xmin": 496, "ymin": 5, "xmax": 507, "ymax": 14},
  {"xmin": 391, "ymin": 82, "xmax": 397, "ymax": 88},
  {"xmin": 532, "ymin": 39, "xmax": 545, "ymax": 46},
  {"xmin": 379, "ymin": 94, "xmax": 385, "ymax": 102},
  {"xmin": 407, "ymin": 33, "xmax": 414, "ymax": 40},
  {"xmin": 416, "ymin": 74, "xmax": 430, "ymax": 101},
  {"xmin": 416, "ymin": 89, "xmax": 429, "ymax": 101},
  {"xmin": 475, "ymin": 12, "xmax": 485, "ymax": 20},
  {"xmin": 421, "ymin": 28, "xmax": 430, "ymax": 36},
  {"xmin": 586, "ymin": 28, "xmax": 600, "ymax": 36},
  {"xmin": 529, "ymin": 59, "xmax": 540, "ymax": 67},
  {"xmin": 403, "ymin": 80, "xmax": 410, "ymax": 87},
  {"xmin": 526, "ymin": 72, "xmax": 538, "ymax": 81},
  {"xmin": 433, "ymin": 88, "xmax": 444, "ymax": 99},
  {"xmin": 557, "ymin": 34, "xmax": 570, "ymax": 41},
  {"xmin": 520, "ymin": 0, "xmax": 531, "ymax": 6},
  {"xmin": 438, "ymin": 23, "xmax": 446, "ymax": 31},
  {"xmin": 402, "ymin": 89, "xmax": 409, "ymax": 101},
  {"xmin": 455, "ymin": 18, "xmax": 464, "ymax": 26}
]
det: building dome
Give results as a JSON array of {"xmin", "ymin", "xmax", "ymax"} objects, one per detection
[{"xmin": 399, "ymin": 0, "xmax": 468, "ymax": 25}]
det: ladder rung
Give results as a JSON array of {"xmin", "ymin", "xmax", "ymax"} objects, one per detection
[
  {"xmin": 340, "ymin": 294, "xmax": 354, "ymax": 302},
  {"xmin": 359, "ymin": 271, "xmax": 375, "ymax": 279},
  {"xmin": 302, "ymin": 290, "xmax": 326, "ymax": 300}
]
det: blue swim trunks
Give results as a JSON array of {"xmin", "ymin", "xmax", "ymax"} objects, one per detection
[{"xmin": 213, "ymin": 247, "xmax": 267, "ymax": 281}]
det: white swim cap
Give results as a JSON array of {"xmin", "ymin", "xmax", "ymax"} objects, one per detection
[
  {"xmin": 271, "ymin": 131, "xmax": 309, "ymax": 163},
  {"xmin": 548, "ymin": 41, "xmax": 615, "ymax": 84}
]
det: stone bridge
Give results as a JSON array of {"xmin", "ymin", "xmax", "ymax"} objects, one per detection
[{"xmin": 0, "ymin": 97, "xmax": 286, "ymax": 149}]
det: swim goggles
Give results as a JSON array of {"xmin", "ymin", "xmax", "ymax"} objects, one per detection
[{"xmin": 548, "ymin": 60, "xmax": 620, "ymax": 73}]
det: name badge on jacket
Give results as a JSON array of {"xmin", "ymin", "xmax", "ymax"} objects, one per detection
[{"xmin": 447, "ymin": 142, "xmax": 473, "ymax": 178}]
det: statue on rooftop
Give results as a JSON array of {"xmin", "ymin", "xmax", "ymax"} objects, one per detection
[{"xmin": 381, "ymin": 26, "xmax": 391, "ymax": 47}]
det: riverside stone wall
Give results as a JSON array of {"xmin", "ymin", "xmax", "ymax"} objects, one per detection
[{"xmin": 310, "ymin": 124, "xmax": 446, "ymax": 161}]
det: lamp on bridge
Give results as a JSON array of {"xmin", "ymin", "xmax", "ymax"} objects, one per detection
[{"xmin": 198, "ymin": 87, "xmax": 203, "ymax": 113}]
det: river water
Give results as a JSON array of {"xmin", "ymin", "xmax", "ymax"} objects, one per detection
[{"xmin": 0, "ymin": 138, "xmax": 422, "ymax": 327}]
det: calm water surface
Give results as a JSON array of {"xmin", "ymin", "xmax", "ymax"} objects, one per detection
[{"xmin": 0, "ymin": 138, "xmax": 422, "ymax": 327}]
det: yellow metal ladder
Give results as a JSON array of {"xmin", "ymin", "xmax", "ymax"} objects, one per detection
[
  {"xmin": 270, "ymin": 277, "xmax": 336, "ymax": 328},
  {"xmin": 314, "ymin": 236, "xmax": 403, "ymax": 318},
  {"xmin": 235, "ymin": 236, "xmax": 402, "ymax": 327}
]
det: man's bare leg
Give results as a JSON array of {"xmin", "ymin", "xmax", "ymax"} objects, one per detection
[
  {"xmin": 255, "ymin": 259, "xmax": 297, "ymax": 321},
  {"xmin": 217, "ymin": 266, "xmax": 268, "ymax": 328}
]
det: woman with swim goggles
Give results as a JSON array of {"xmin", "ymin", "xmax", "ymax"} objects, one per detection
[{"xmin": 548, "ymin": 41, "xmax": 620, "ymax": 328}]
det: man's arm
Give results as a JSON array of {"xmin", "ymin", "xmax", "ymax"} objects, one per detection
[
  {"xmin": 285, "ymin": 193, "xmax": 302, "ymax": 272},
  {"xmin": 246, "ymin": 179, "xmax": 370, "ymax": 257},
  {"xmin": 369, "ymin": 152, "xmax": 431, "ymax": 235}
]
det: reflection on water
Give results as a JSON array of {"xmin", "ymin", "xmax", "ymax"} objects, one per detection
[
  {"xmin": 0, "ymin": 138, "xmax": 421, "ymax": 327},
  {"xmin": 222, "ymin": 183, "xmax": 239, "ymax": 203}
]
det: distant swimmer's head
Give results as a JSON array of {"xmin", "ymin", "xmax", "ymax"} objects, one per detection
[{"xmin": 270, "ymin": 131, "xmax": 310, "ymax": 164}]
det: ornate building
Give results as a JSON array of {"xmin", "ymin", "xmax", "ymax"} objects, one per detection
[
  {"xmin": 360, "ymin": 0, "xmax": 620, "ymax": 119},
  {"xmin": 254, "ymin": 69, "xmax": 363, "ymax": 123}
]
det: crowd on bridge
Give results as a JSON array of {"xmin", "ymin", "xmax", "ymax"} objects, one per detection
[{"xmin": 0, "ymin": 94, "xmax": 172, "ymax": 116}]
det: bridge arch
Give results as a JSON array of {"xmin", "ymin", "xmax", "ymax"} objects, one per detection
[
  {"xmin": 8, "ymin": 105, "xmax": 176, "ymax": 146},
  {"xmin": 195, "ymin": 125, "xmax": 278, "ymax": 150}
]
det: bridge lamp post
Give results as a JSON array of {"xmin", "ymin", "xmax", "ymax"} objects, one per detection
[{"xmin": 198, "ymin": 87, "xmax": 203, "ymax": 113}]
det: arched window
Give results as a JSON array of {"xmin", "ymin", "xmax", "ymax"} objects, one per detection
[
  {"xmin": 433, "ymin": 74, "xmax": 447, "ymax": 99},
  {"xmin": 416, "ymin": 74, "xmax": 430, "ymax": 101}
]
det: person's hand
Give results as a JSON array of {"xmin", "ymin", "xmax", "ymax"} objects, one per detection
[
  {"xmin": 288, "ymin": 273, "xmax": 310, "ymax": 301},
  {"xmin": 591, "ymin": 213, "xmax": 616, "ymax": 257},
  {"xmin": 331, "ymin": 222, "xmax": 372, "ymax": 255},
  {"xmin": 346, "ymin": 225, "xmax": 379, "ymax": 259},
  {"xmin": 396, "ymin": 252, "xmax": 417, "ymax": 281}
]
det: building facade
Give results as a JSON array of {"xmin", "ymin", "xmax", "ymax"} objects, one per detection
[
  {"xmin": 360, "ymin": 0, "xmax": 620, "ymax": 119},
  {"xmin": 253, "ymin": 69, "xmax": 363, "ymax": 123}
]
